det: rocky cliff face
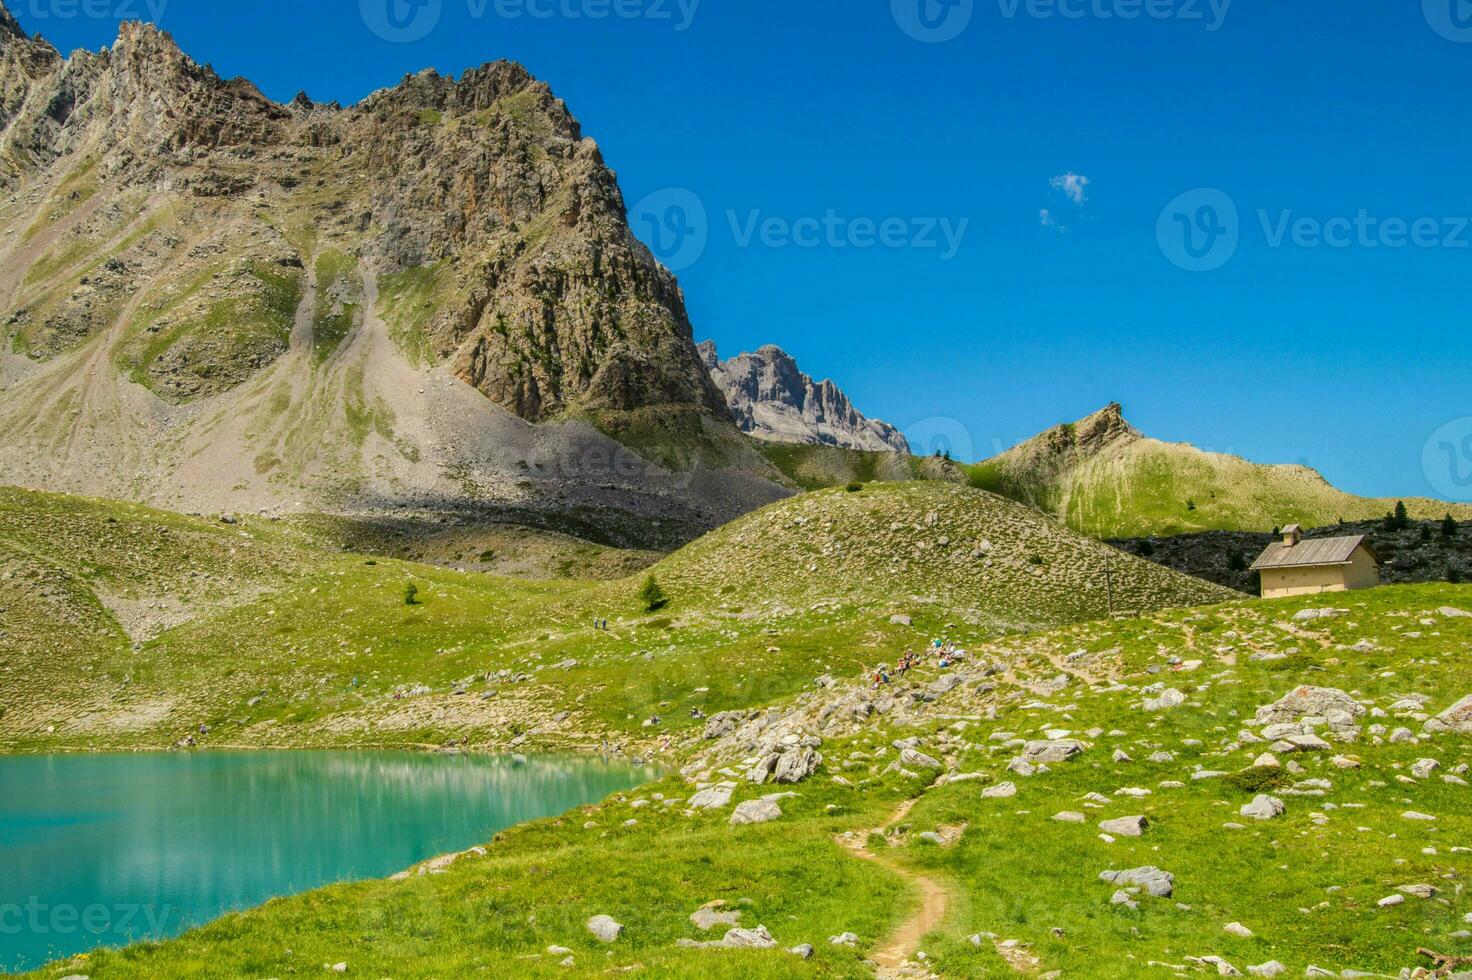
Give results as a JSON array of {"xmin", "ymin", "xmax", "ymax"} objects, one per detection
[
  {"xmin": 699, "ymin": 341, "xmax": 909, "ymax": 454},
  {"xmin": 0, "ymin": 14, "xmax": 722, "ymax": 422},
  {"xmin": 0, "ymin": 8, "xmax": 782, "ymax": 537}
]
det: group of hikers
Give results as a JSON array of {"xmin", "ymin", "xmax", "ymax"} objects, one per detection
[{"xmin": 871, "ymin": 639, "xmax": 965, "ymax": 689}]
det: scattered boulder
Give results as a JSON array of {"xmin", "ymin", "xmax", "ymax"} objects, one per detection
[
  {"xmin": 1023, "ymin": 739, "xmax": 1084, "ymax": 765},
  {"xmin": 982, "ymin": 782, "xmax": 1017, "ymax": 799},
  {"xmin": 1429, "ymin": 694, "xmax": 1472, "ymax": 733},
  {"xmin": 678, "ymin": 925, "xmax": 777, "ymax": 950},
  {"xmin": 730, "ymin": 799, "xmax": 783, "ymax": 826},
  {"xmin": 1099, "ymin": 815, "xmax": 1148, "ymax": 837},
  {"xmin": 586, "ymin": 915, "xmax": 624, "ymax": 943},
  {"xmin": 690, "ymin": 904, "xmax": 742, "ymax": 931},
  {"xmin": 900, "ymin": 747, "xmax": 944, "ymax": 770},
  {"xmin": 1099, "ymin": 866, "xmax": 1174, "ymax": 898},
  {"xmin": 772, "ymin": 748, "xmax": 822, "ymax": 784},
  {"xmin": 1143, "ymin": 688, "xmax": 1186, "ymax": 712},
  {"xmin": 1254, "ymin": 687, "xmax": 1364, "ymax": 726},
  {"xmin": 687, "ymin": 782, "xmax": 736, "ymax": 810},
  {"xmin": 1240, "ymin": 795, "xmax": 1286, "ymax": 821}
]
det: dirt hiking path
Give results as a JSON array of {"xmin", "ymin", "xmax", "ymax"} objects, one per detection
[{"xmin": 837, "ymin": 799, "xmax": 952, "ymax": 979}]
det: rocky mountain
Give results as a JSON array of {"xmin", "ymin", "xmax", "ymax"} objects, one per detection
[
  {"xmin": 0, "ymin": 9, "xmax": 784, "ymax": 540},
  {"xmin": 969, "ymin": 403, "xmax": 1472, "ymax": 538},
  {"xmin": 698, "ymin": 341, "xmax": 909, "ymax": 454}
]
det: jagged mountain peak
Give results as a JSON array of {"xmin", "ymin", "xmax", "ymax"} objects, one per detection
[
  {"xmin": 0, "ymin": 22, "xmax": 754, "ymax": 524},
  {"xmin": 0, "ymin": 0, "xmax": 25, "ymax": 41},
  {"xmin": 703, "ymin": 341, "xmax": 909, "ymax": 454}
]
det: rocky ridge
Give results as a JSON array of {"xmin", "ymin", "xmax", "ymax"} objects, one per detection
[
  {"xmin": 0, "ymin": 8, "xmax": 785, "ymax": 532},
  {"xmin": 700, "ymin": 340, "xmax": 909, "ymax": 454}
]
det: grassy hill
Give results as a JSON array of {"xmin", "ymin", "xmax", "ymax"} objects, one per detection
[
  {"xmin": 21, "ymin": 580, "xmax": 1472, "ymax": 979},
  {"xmin": 0, "ymin": 483, "xmax": 1229, "ymax": 755},
  {"xmin": 968, "ymin": 403, "xmax": 1472, "ymax": 538}
]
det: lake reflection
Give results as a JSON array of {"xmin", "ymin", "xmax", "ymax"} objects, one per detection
[{"xmin": 0, "ymin": 751, "xmax": 653, "ymax": 973}]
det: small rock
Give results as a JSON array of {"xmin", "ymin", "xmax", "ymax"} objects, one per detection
[
  {"xmin": 1240, "ymin": 795, "xmax": 1286, "ymax": 821},
  {"xmin": 587, "ymin": 915, "xmax": 624, "ymax": 943},
  {"xmin": 1099, "ymin": 815, "xmax": 1148, "ymax": 837},
  {"xmin": 730, "ymin": 799, "xmax": 783, "ymax": 826}
]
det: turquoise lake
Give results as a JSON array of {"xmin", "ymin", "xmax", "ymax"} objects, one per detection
[{"xmin": 0, "ymin": 751, "xmax": 654, "ymax": 973}]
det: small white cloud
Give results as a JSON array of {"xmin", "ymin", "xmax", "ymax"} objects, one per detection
[
  {"xmin": 1050, "ymin": 172, "xmax": 1090, "ymax": 205},
  {"xmin": 1039, "ymin": 208, "xmax": 1055, "ymax": 228}
]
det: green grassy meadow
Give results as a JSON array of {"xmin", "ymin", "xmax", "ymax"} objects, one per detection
[{"xmin": 4, "ymin": 484, "xmax": 1472, "ymax": 978}]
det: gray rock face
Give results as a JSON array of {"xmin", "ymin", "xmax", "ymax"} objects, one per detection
[
  {"xmin": 772, "ymin": 748, "xmax": 822, "ymax": 784},
  {"xmin": 1432, "ymin": 694, "xmax": 1472, "ymax": 733},
  {"xmin": 700, "ymin": 341, "xmax": 909, "ymax": 454}
]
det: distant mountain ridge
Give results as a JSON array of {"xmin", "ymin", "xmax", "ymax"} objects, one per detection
[
  {"xmin": 699, "ymin": 341, "xmax": 909, "ymax": 454},
  {"xmin": 970, "ymin": 403, "xmax": 1472, "ymax": 537}
]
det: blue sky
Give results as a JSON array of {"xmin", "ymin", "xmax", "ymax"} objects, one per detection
[{"xmin": 17, "ymin": 0, "xmax": 1472, "ymax": 500}]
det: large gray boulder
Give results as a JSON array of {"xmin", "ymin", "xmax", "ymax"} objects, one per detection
[
  {"xmin": 687, "ymin": 782, "xmax": 736, "ymax": 810},
  {"xmin": 678, "ymin": 925, "xmax": 777, "ymax": 949},
  {"xmin": 730, "ymin": 799, "xmax": 783, "ymax": 826},
  {"xmin": 1254, "ymin": 686, "xmax": 1364, "ymax": 726},
  {"xmin": 586, "ymin": 915, "xmax": 624, "ymax": 943},
  {"xmin": 772, "ymin": 748, "xmax": 822, "ymax": 784},
  {"xmin": 1099, "ymin": 866, "xmax": 1174, "ymax": 897},
  {"xmin": 1023, "ymin": 739, "xmax": 1085, "ymax": 765},
  {"xmin": 1099, "ymin": 815, "xmax": 1148, "ymax": 837},
  {"xmin": 1428, "ymin": 694, "xmax": 1472, "ymax": 733},
  {"xmin": 900, "ymin": 747, "xmax": 944, "ymax": 770},
  {"xmin": 1240, "ymin": 794, "xmax": 1286, "ymax": 821}
]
